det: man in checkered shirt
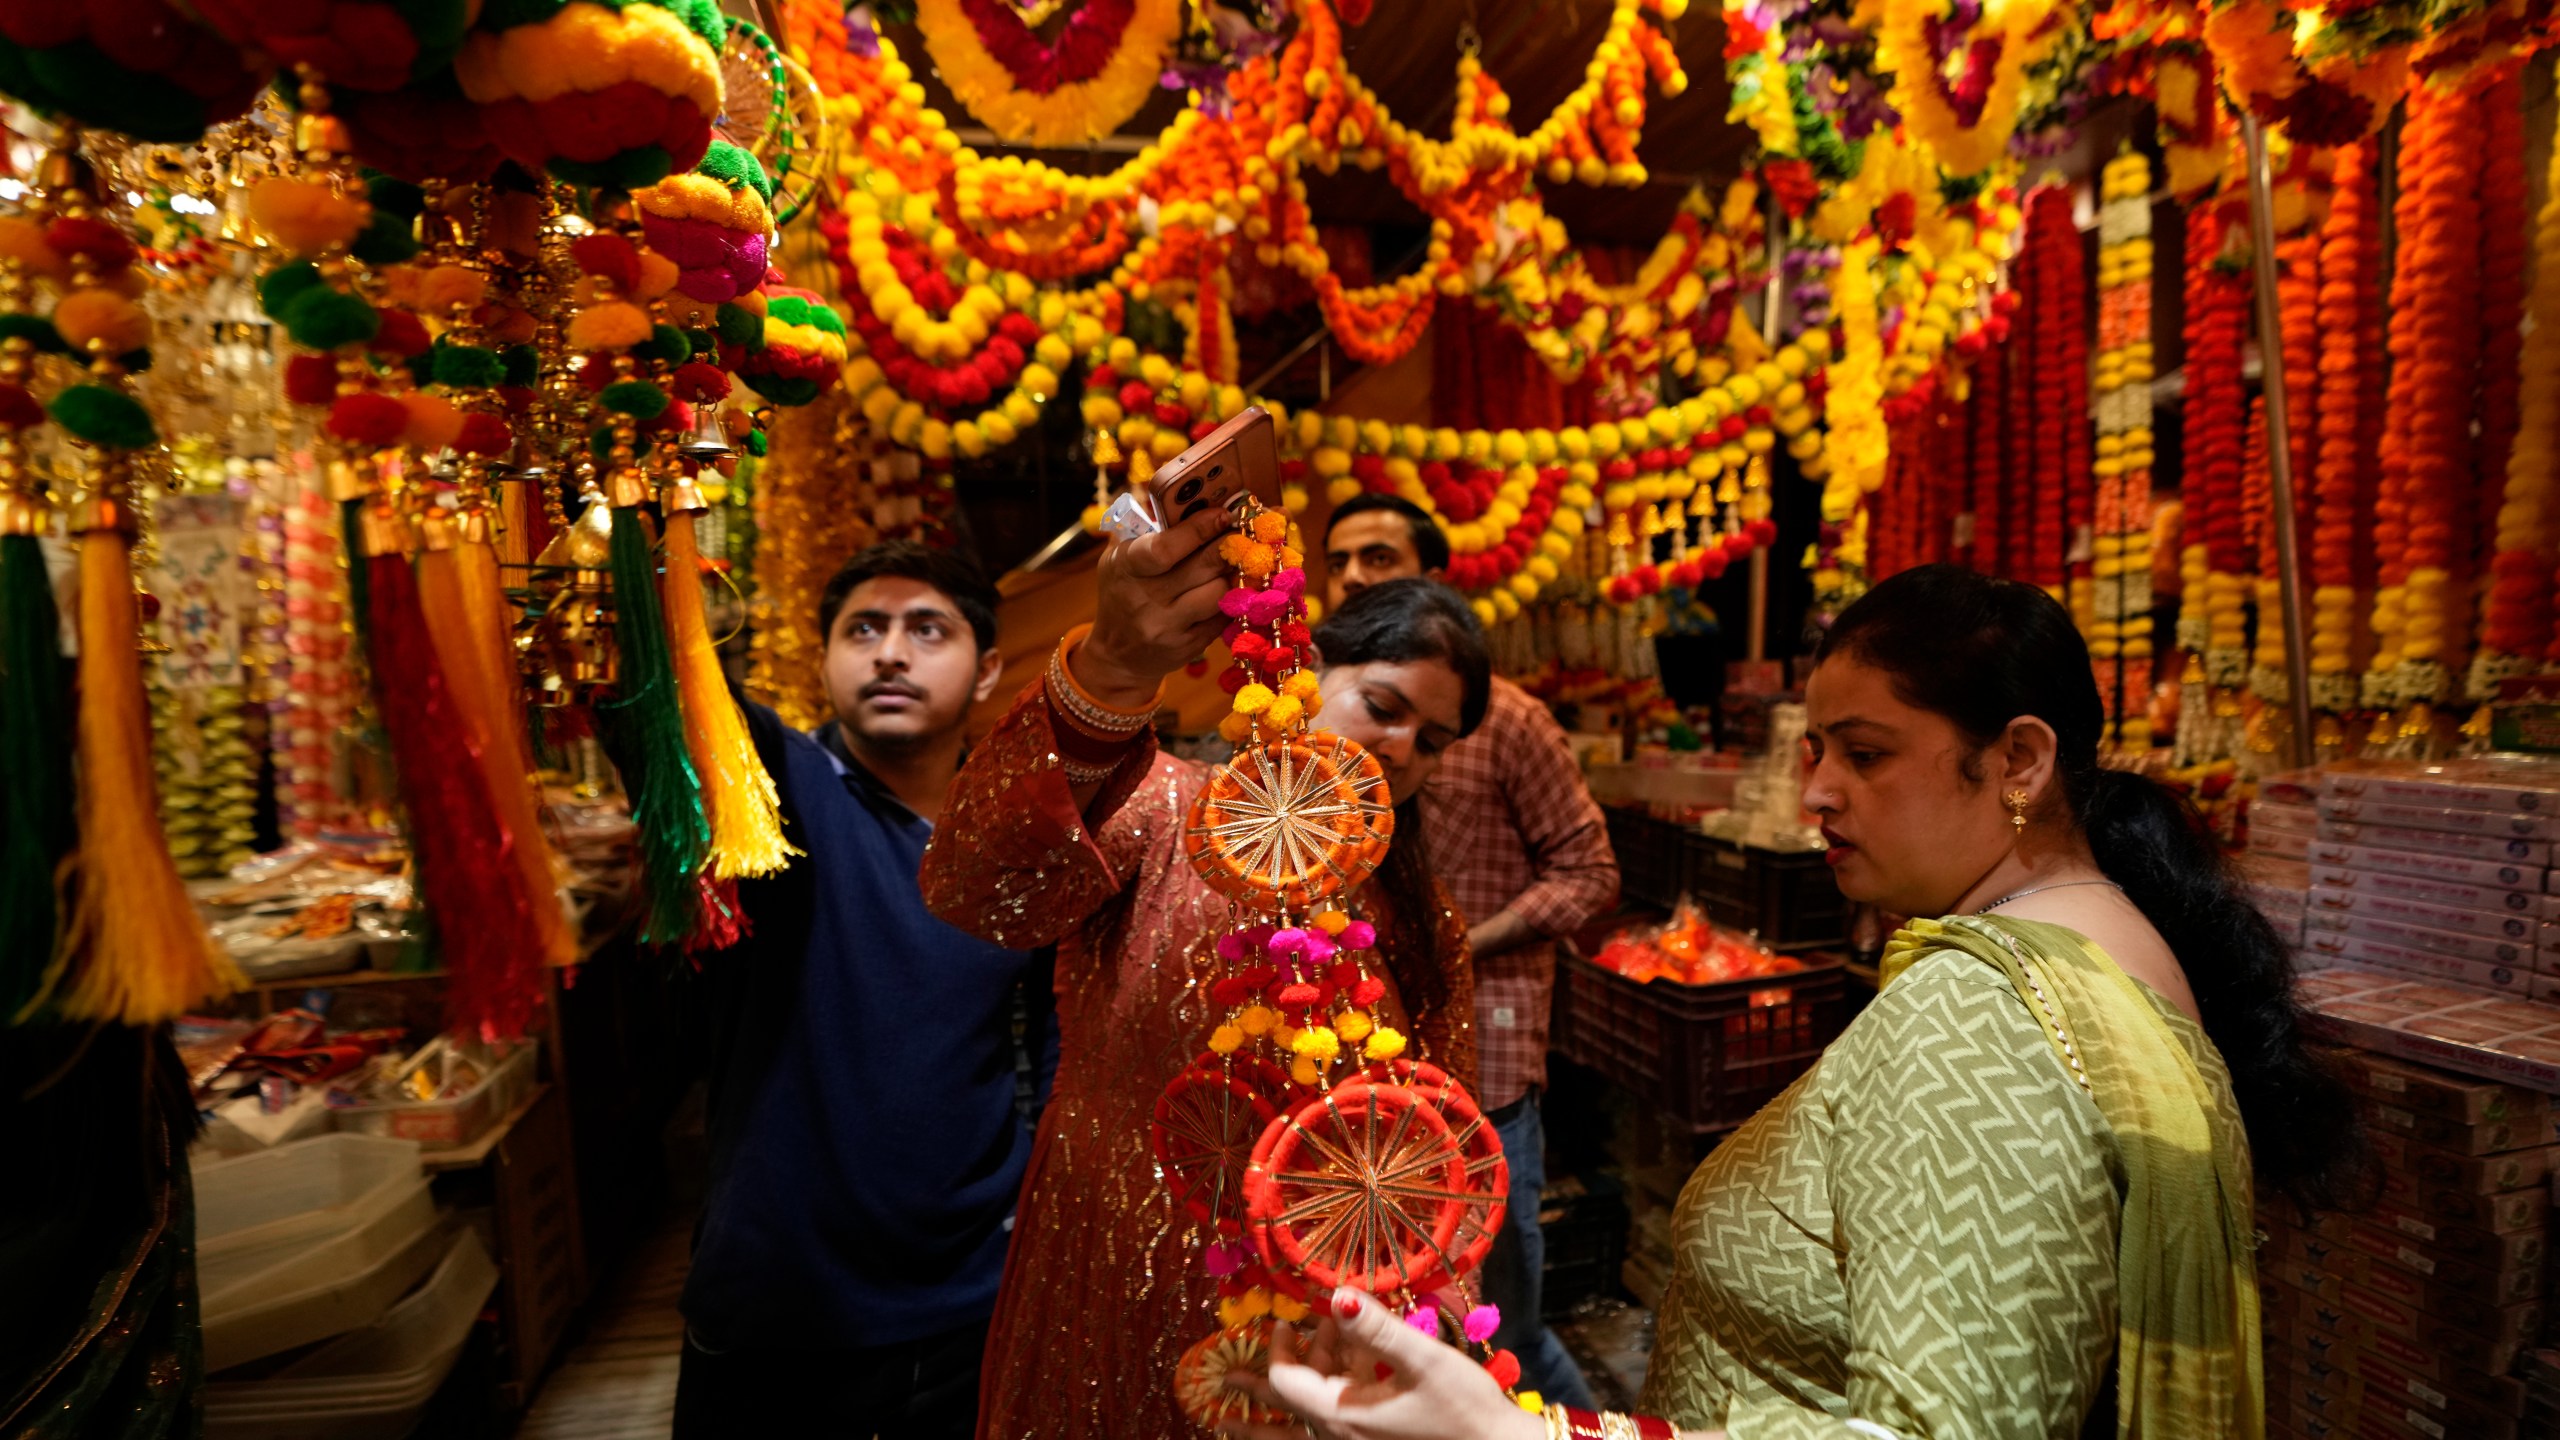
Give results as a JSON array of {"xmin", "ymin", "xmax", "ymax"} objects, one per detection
[{"xmin": 1323, "ymin": 495, "xmax": 1620, "ymax": 1408}]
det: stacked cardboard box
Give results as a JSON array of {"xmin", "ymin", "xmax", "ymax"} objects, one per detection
[
  {"xmin": 2263, "ymin": 1050, "xmax": 2556, "ymax": 1439},
  {"xmin": 2291, "ymin": 761, "xmax": 2560, "ymax": 997},
  {"xmin": 2247, "ymin": 773, "xmax": 2322, "ymax": 951}
]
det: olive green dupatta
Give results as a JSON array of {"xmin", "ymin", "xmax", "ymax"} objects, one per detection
[{"xmin": 1881, "ymin": 915, "xmax": 2262, "ymax": 1440}]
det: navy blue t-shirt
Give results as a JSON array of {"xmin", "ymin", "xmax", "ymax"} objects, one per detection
[{"xmin": 680, "ymin": 703, "xmax": 1053, "ymax": 1351}]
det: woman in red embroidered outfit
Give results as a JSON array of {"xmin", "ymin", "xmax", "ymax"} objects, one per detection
[{"xmin": 921, "ymin": 505, "xmax": 1488, "ymax": 1440}]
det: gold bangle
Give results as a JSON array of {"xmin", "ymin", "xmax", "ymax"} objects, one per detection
[{"xmin": 1048, "ymin": 623, "xmax": 1160, "ymax": 737}]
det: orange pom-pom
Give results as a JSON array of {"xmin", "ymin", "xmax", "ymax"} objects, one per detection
[
  {"xmin": 634, "ymin": 251, "xmax": 680, "ymax": 302},
  {"xmin": 51, "ymin": 288, "xmax": 149, "ymax": 355},
  {"xmin": 248, "ymin": 176, "xmax": 368, "ymax": 257},
  {"xmin": 399, "ymin": 392, "xmax": 464, "ymax": 451},
  {"xmin": 0, "ymin": 217, "xmax": 64, "ymax": 279},
  {"xmin": 416, "ymin": 264, "xmax": 490, "ymax": 314},
  {"xmin": 568, "ymin": 301, "xmax": 652, "ymax": 351}
]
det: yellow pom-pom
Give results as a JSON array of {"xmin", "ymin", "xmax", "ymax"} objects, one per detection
[
  {"xmin": 1363, "ymin": 1026, "xmax": 1407, "ymax": 1061},
  {"xmin": 1284, "ymin": 671, "xmax": 1322, "ymax": 701},
  {"xmin": 1251, "ymin": 510, "xmax": 1289, "ymax": 545},
  {"xmin": 416, "ymin": 264, "xmax": 490, "ymax": 314},
  {"xmin": 1218, "ymin": 711, "xmax": 1256, "ymax": 744},
  {"xmin": 1208, "ymin": 1024, "xmax": 1245, "ymax": 1054},
  {"xmin": 1312, "ymin": 910, "xmax": 1351, "ymax": 935},
  {"xmin": 568, "ymin": 301, "xmax": 653, "ymax": 351},
  {"xmin": 0, "ymin": 217, "xmax": 62, "ymax": 279},
  {"xmin": 1238, "ymin": 1004, "xmax": 1278, "ymax": 1036},
  {"xmin": 51, "ymin": 289, "xmax": 149, "ymax": 356},
  {"xmin": 1334, "ymin": 1010, "xmax": 1373, "ymax": 1042},
  {"xmin": 1272, "ymin": 1293, "xmax": 1311, "ymax": 1323},
  {"xmin": 1262, "ymin": 695, "xmax": 1303, "ymax": 730},
  {"xmin": 1291, "ymin": 1056, "xmax": 1322, "ymax": 1086},
  {"xmin": 1219, "ymin": 1297, "xmax": 1248, "ymax": 1328},
  {"xmin": 1291, "ymin": 1025, "xmax": 1342, "ymax": 1060},
  {"xmin": 1233, "ymin": 683, "xmax": 1276, "ymax": 715},
  {"xmin": 1518, "ymin": 1393, "xmax": 1546, "ymax": 1414}
]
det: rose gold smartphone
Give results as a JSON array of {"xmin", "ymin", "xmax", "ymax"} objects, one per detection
[{"xmin": 1145, "ymin": 406, "xmax": 1280, "ymax": 528}]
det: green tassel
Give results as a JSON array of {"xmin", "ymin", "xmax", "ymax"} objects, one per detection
[
  {"xmin": 1, "ymin": 534, "xmax": 74, "ymax": 1019},
  {"xmin": 600, "ymin": 513, "xmax": 709, "ymax": 944}
]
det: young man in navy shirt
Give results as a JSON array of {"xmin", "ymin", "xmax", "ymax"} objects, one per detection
[{"xmin": 675, "ymin": 543, "xmax": 1052, "ymax": 1437}]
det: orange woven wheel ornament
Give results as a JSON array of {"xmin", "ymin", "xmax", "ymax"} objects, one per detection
[
  {"xmin": 1186, "ymin": 734, "xmax": 1394, "ymax": 914},
  {"xmin": 1151, "ymin": 1053, "xmax": 1292, "ymax": 1236},
  {"xmin": 1173, "ymin": 1319, "xmax": 1296, "ymax": 1431},
  {"xmin": 1243, "ymin": 1074, "xmax": 1506, "ymax": 1299}
]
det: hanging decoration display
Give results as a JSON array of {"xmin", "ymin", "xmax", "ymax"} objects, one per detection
[
  {"xmin": 912, "ymin": 0, "xmax": 1189, "ymax": 148},
  {"xmin": 2091, "ymin": 148, "xmax": 2155, "ymax": 750},
  {"xmin": 2173, "ymin": 202, "xmax": 2248, "ymax": 763},
  {"xmin": 1153, "ymin": 492, "xmax": 1514, "ymax": 1426},
  {"xmin": 2307, "ymin": 140, "xmax": 2380, "ymax": 720}
]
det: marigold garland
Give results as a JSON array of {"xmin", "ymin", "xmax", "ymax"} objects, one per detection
[
  {"xmin": 2093, "ymin": 149, "xmax": 2156, "ymax": 747},
  {"xmin": 916, "ymin": 0, "xmax": 1181, "ymax": 148},
  {"xmin": 2484, "ymin": 71, "xmax": 2560, "ymax": 681},
  {"xmin": 1876, "ymin": 0, "xmax": 2066, "ymax": 177},
  {"xmin": 2179, "ymin": 202, "xmax": 2249, "ymax": 700},
  {"xmin": 2308, "ymin": 140, "xmax": 2380, "ymax": 713},
  {"xmin": 2467, "ymin": 67, "xmax": 2531, "ymax": 696}
]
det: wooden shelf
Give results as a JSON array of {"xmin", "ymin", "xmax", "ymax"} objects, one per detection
[
  {"xmin": 422, "ymin": 1082, "xmax": 548, "ymax": 1174},
  {"xmin": 239, "ymin": 965, "xmax": 446, "ymax": 993}
]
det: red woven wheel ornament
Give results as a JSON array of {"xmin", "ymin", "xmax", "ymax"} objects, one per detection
[
  {"xmin": 1152, "ymin": 1053, "xmax": 1292, "ymax": 1236},
  {"xmin": 1186, "ymin": 734, "xmax": 1394, "ymax": 913},
  {"xmin": 1174, "ymin": 1319, "xmax": 1296, "ymax": 1430},
  {"xmin": 1243, "ymin": 1076, "xmax": 1502, "ymax": 1299}
]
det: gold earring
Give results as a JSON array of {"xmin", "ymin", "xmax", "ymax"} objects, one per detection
[{"xmin": 2006, "ymin": 789, "xmax": 2030, "ymax": 833}]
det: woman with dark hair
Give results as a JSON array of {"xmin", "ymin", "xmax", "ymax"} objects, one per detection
[
  {"xmin": 920, "ymin": 502, "xmax": 1492, "ymax": 1440},
  {"xmin": 1227, "ymin": 564, "xmax": 2362, "ymax": 1440}
]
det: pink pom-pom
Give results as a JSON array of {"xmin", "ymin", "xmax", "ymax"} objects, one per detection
[
  {"xmin": 1274, "ymin": 567, "xmax": 1307, "ymax": 599},
  {"xmin": 1339, "ymin": 921, "xmax": 1377, "ymax": 950},
  {"xmin": 1302, "ymin": 934, "xmax": 1336, "ymax": 964},
  {"xmin": 1404, "ymin": 1307, "xmax": 1441, "ymax": 1337},
  {"xmin": 1244, "ymin": 591, "xmax": 1290, "ymax": 626},
  {"xmin": 1464, "ymin": 1304, "xmax": 1501, "ymax": 1344},
  {"xmin": 1222, "ymin": 619, "xmax": 1246, "ymax": 645},
  {"xmin": 1219, "ymin": 587, "xmax": 1255, "ymax": 619},
  {"xmin": 1267, "ymin": 928, "xmax": 1310, "ymax": 955},
  {"xmin": 1242, "ymin": 924, "xmax": 1275, "ymax": 947},
  {"xmin": 1217, "ymin": 932, "xmax": 1248, "ymax": 962},
  {"xmin": 1205, "ymin": 1241, "xmax": 1249, "ymax": 1277}
]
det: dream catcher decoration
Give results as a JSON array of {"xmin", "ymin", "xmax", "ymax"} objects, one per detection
[{"xmin": 1153, "ymin": 498, "xmax": 1517, "ymax": 1430}]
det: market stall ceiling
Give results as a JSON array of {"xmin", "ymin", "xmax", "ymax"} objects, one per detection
[{"xmin": 870, "ymin": 0, "xmax": 1752, "ymax": 247}]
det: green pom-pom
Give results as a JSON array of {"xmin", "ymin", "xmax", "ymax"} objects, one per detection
[
  {"xmin": 500, "ymin": 344, "xmax": 540, "ymax": 388},
  {"xmin": 767, "ymin": 294, "xmax": 845, "ymax": 338},
  {"xmin": 0, "ymin": 314, "xmax": 63, "ymax": 353},
  {"xmin": 601, "ymin": 380, "xmax": 669, "ymax": 420},
  {"xmin": 744, "ymin": 428, "xmax": 768, "ymax": 457},
  {"xmin": 751, "ymin": 376, "xmax": 820, "ymax": 408},
  {"xmin": 48, "ymin": 384, "xmax": 155, "ymax": 449},
  {"xmin": 697, "ymin": 140, "xmax": 774, "ymax": 204},
  {"xmin": 281, "ymin": 288, "xmax": 380, "ymax": 350},
  {"xmin": 682, "ymin": 327, "xmax": 717, "ymax": 356},
  {"xmin": 259, "ymin": 262, "xmax": 326, "ymax": 321},
  {"xmin": 715, "ymin": 302, "xmax": 761, "ymax": 350},
  {"xmin": 670, "ymin": 0, "xmax": 729, "ymax": 50},
  {"xmin": 404, "ymin": 351, "xmax": 436, "ymax": 387},
  {"xmin": 633, "ymin": 323, "xmax": 691, "ymax": 366},
  {"xmin": 589, "ymin": 423, "xmax": 656, "ymax": 459},
  {"xmin": 350, "ymin": 209, "xmax": 420, "ymax": 265},
  {"xmin": 365, "ymin": 173, "xmax": 426, "ymax": 219},
  {"xmin": 432, "ymin": 343, "xmax": 507, "ymax": 389}
]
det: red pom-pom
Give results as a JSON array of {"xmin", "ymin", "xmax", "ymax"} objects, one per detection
[
  {"xmin": 327, "ymin": 391, "xmax": 411, "ymax": 446},
  {"xmin": 1277, "ymin": 983, "xmax": 1322, "ymax": 1010},
  {"xmin": 1230, "ymin": 631, "xmax": 1270, "ymax": 661},
  {"xmin": 1219, "ymin": 664, "xmax": 1250, "ymax": 695},
  {"xmin": 454, "ymin": 411, "xmax": 513, "ymax": 456},
  {"xmin": 1484, "ymin": 1351, "xmax": 1522, "ymax": 1390},
  {"xmin": 284, "ymin": 353, "xmax": 339, "ymax": 406},
  {"xmin": 368, "ymin": 308, "xmax": 430, "ymax": 357},
  {"xmin": 1351, "ymin": 977, "xmax": 1387, "ymax": 1006},
  {"xmin": 569, "ymin": 233, "xmax": 642, "ymax": 294},
  {"xmin": 1328, "ymin": 961, "xmax": 1364, "ymax": 988},
  {"xmin": 1280, "ymin": 621, "xmax": 1311, "ymax": 647},
  {"xmin": 1210, "ymin": 975, "xmax": 1260, "ymax": 1007},
  {"xmin": 44, "ymin": 217, "xmax": 134, "ymax": 274},
  {"xmin": 670, "ymin": 359, "xmax": 730, "ymax": 403},
  {"xmin": 0, "ymin": 383, "xmax": 40, "ymax": 430}
]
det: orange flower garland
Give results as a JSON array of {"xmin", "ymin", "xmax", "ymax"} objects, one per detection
[
  {"xmin": 2308, "ymin": 141, "xmax": 2380, "ymax": 713},
  {"xmin": 2483, "ymin": 70, "xmax": 2560, "ymax": 682},
  {"xmin": 2466, "ymin": 68, "xmax": 2532, "ymax": 696}
]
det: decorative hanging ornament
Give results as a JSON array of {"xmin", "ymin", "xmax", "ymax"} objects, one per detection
[
  {"xmin": 914, "ymin": 0, "xmax": 1186, "ymax": 149},
  {"xmin": 453, "ymin": 0, "xmax": 728, "ymax": 189}
]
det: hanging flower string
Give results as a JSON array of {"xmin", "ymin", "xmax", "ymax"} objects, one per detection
[
  {"xmin": 2309, "ymin": 140, "xmax": 2381, "ymax": 719},
  {"xmin": 2091, "ymin": 148, "xmax": 2155, "ymax": 749}
]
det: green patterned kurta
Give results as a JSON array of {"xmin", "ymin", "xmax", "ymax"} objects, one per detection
[{"xmin": 1641, "ymin": 920, "xmax": 2249, "ymax": 1440}]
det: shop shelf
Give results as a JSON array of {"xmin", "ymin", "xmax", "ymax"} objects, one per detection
[
  {"xmin": 1555, "ymin": 952, "xmax": 1848, "ymax": 1136},
  {"xmin": 1678, "ymin": 834, "xmax": 1847, "ymax": 951}
]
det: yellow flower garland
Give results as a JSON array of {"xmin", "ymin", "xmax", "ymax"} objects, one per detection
[
  {"xmin": 1823, "ymin": 237, "xmax": 1887, "ymax": 525},
  {"xmin": 1877, "ymin": 0, "xmax": 2063, "ymax": 177},
  {"xmin": 913, "ymin": 0, "xmax": 1184, "ymax": 148}
]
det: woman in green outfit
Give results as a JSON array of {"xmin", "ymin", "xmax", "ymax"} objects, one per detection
[{"xmin": 1226, "ymin": 565, "xmax": 2364, "ymax": 1440}]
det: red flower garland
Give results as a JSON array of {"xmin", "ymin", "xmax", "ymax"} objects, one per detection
[
  {"xmin": 2398, "ymin": 84, "xmax": 2482, "ymax": 606},
  {"xmin": 961, "ymin": 0, "xmax": 1137, "ymax": 94},
  {"xmin": 2182, "ymin": 205, "xmax": 2248, "ymax": 581},
  {"xmin": 1970, "ymin": 333, "xmax": 2007, "ymax": 575},
  {"xmin": 2312, "ymin": 141, "xmax": 2380, "ymax": 598},
  {"xmin": 2474, "ymin": 68, "xmax": 2529, "ymax": 574},
  {"xmin": 822, "ymin": 203, "xmax": 1046, "ymax": 414},
  {"xmin": 2018, "ymin": 186, "xmax": 2081, "ymax": 590}
]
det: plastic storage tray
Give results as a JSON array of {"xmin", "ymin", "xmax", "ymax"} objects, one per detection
[
  {"xmin": 1555, "ymin": 952, "xmax": 1848, "ymax": 1135},
  {"xmin": 196, "ymin": 1136, "xmax": 427, "ymax": 1296},
  {"xmin": 331, "ymin": 1040, "xmax": 536, "ymax": 1149},
  {"xmin": 205, "ymin": 1228, "xmax": 497, "ymax": 1440}
]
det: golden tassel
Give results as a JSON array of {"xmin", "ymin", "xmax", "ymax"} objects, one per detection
[
  {"xmin": 660, "ymin": 507, "xmax": 793, "ymax": 877},
  {"xmin": 416, "ymin": 515, "xmax": 577, "ymax": 969},
  {"xmin": 54, "ymin": 524, "xmax": 242, "ymax": 1022}
]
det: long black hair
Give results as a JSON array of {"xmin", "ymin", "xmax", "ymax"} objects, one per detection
[
  {"xmin": 1818, "ymin": 563, "xmax": 2366, "ymax": 1211},
  {"xmin": 1312, "ymin": 578, "xmax": 1493, "ymax": 1027}
]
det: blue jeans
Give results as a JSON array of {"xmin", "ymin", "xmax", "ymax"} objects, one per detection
[{"xmin": 1483, "ymin": 1095, "xmax": 1597, "ymax": 1409}]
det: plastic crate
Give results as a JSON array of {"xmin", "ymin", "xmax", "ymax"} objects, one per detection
[
  {"xmin": 1603, "ymin": 806, "xmax": 1684, "ymax": 910},
  {"xmin": 1538, "ymin": 1178, "xmax": 1629, "ymax": 1317},
  {"xmin": 1555, "ymin": 952, "xmax": 1848, "ymax": 1135},
  {"xmin": 332, "ymin": 1041, "xmax": 535, "ymax": 1150},
  {"xmin": 1679, "ymin": 833, "xmax": 1847, "ymax": 951}
]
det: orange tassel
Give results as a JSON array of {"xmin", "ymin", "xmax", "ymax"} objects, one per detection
[
  {"xmin": 51, "ymin": 530, "xmax": 241, "ymax": 1022},
  {"xmin": 660, "ymin": 513, "xmax": 792, "ymax": 878},
  {"xmin": 417, "ymin": 537, "xmax": 576, "ymax": 969}
]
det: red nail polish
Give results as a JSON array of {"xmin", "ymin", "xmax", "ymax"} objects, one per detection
[
  {"xmin": 1374, "ymin": 1362, "xmax": 1396, "ymax": 1382},
  {"xmin": 1335, "ymin": 1292, "xmax": 1362, "ymax": 1319}
]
